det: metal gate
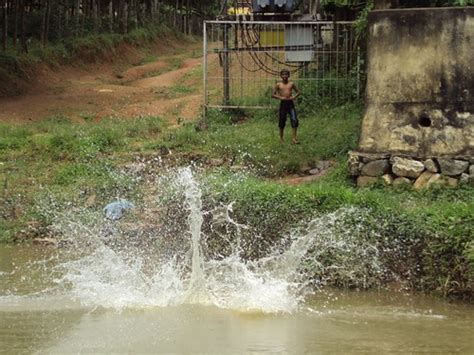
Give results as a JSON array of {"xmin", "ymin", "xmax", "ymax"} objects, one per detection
[{"xmin": 203, "ymin": 20, "xmax": 362, "ymax": 116}]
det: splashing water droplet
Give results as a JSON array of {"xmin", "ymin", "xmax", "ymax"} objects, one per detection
[{"xmin": 51, "ymin": 168, "xmax": 385, "ymax": 314}]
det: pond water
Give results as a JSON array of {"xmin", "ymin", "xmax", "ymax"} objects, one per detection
[
  {"xmin": 1, "ymin": 169, "xmax": 473, "ymax": 353},
  {"xmin": 1, "ymin": 245, "xmax": 473, "ymax": 354}
]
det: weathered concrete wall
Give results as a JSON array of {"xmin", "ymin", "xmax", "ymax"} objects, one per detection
[{"xmin": 359, "ymin": 7, "xmax": 474, "ymax": 158}]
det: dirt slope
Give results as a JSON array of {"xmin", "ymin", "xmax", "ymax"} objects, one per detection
[{"xmin": 0, "ymin": 45, "xmax": 203, "ymax": 125}]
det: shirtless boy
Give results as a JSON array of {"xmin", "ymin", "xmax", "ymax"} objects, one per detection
[{"xmin": 272, "ymin": 69, "xmax": 301, "ymax": 144}]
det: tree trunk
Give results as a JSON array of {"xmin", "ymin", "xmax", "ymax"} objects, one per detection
[
  {"xmin": 92, "ymin": 0, "xmax": 98, "ymax": 32},
  {"xmin": 96, "ymin": 0, "xmax": 101, "ymax": 30},
  {"xmin": 155, "ymin": 0, "xmax": 159, "ymax": 23},
  {"xmin": 117, "ymin": 0, "xmax": 122, "ymax": 32},
  {"xmin": 45, "ymin": 0, "xmax": 51, "ymax": 43},
  {"xmin": 80, "ymin": 0, "xmax": 86, "ymax": 35},
  {"xmin": 144, "ymin": 0, "xmax": 151, "ymax": 23},
  {"xmin": 117, "ymin": 0, "xmax": 127, "ymax": 33},
  {"xmin": 74, "ymin": 0, "xmax": 80, "ymax": 36},
  {"xmin": 57, "ymin": 0, "xmax": 63, "ymax": 40},
  {"xmin": 123, "ymin": 1, "xmax": 128, "ymax": 33},
  {"xmin": 40, "ymin": 0, "xmax": 47, "ymax": 46},
  {"xmin": 135, "ymin": 0, "xmax": 140, "ymax": 28},
  {"xmin": 64, "ymin": 3, "xmax": 69, "ymax": 36},
  {"xmin": 2, "ymin": 0, "xmax": 7, "ymax": 51},
  {"xmin": 173, "ymin": 0, "xmax": 177, "ymax": 29},
  {"xmin": 12, "ymin": 0, "xmax": 18, "ymax": 48},
  {"xmin": 19, "ymin": 0, "xmax": 27, "ymax": 53},
  {"xmin": 182, "ymin": 1, "xmax": 186, "ymax": 34},
  {"xmin": 108, "ymin": 0, "xmax": 113, "ymax": 32},
  {"xmin": 186, "ymin": 0, "xmax": 190, "ymax": 35}
]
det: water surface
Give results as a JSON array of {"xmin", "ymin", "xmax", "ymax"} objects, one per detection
[{"xmin": 1, "ymin": 245, "xmax": 472, "ymax": 354}]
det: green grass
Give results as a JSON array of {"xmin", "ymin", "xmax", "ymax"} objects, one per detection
[
  {"xmin": 139, "ymin": 54, "xmax": 158, "ymax": 65},
  {"xmin": 152, "ymin": 100, "xmax": 471, "ymax": 297},
  {"xmin": 157, "ymin": 103, "xmax": 362, "ymax": 176},
  {"xmin": 153, "ymin": 84, "xmax": 196, "ymax": 99},
  {"xmin": 0, "ymin": 99, "xmax": 472, "ymax": 298},
  {"xmin": 0, "ymin": 115, "xmax": 166, "ymax": 241},
  {"xmin": 197, "ymin": 167, "xmax": 473, "ymax": 296}
]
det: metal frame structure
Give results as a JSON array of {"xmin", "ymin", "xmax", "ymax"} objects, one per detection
[{"xmin": 203, "ymin": 20, "xmax": 362, "ymax": 117}]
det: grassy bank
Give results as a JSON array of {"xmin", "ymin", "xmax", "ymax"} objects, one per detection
[
  {"xmin": 162, "ymin": 104, "xmax": 473, "ymax": 298},
  {"xmin": 0, "ymin": 115, "xmax": 165, "ymax": 241},
  {"xmin": 198, "ymin": 169, "xmax": 473, "ymax": 298},
  {"xmin": 0, "ymin": 101, "xmax": 472, "ymax": 298},
  {"xmin": 158, "ymin": 103, "xmax": 362, "ymax": 176}
]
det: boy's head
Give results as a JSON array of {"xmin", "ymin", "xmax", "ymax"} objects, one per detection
[{"xmin": 280, "ymin": 69, "xmax": 290, "ymax": 80}]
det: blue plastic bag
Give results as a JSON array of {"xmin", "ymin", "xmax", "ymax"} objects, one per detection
[{"xmin": 103, "ymin": 199, "xmax": 135, "ymax": 220}]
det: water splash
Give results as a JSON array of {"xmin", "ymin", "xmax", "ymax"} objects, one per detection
[
  {"xmin": 179, "ymin": 168, "xmax": 207, "ymax": 304},
  {"xmin": 50, "ymin": 168, "xmax": 385, "ymax": 313}
]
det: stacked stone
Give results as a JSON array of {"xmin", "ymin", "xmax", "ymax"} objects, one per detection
[{"xmin": 348, "ymin": 151, "xmax": 473, "ymax": 188}]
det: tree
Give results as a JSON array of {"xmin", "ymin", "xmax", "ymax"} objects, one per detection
[
  {"xmin": 0, "ymin": 0, "xmax": 222, "ymax": 52},
  {"xmin": 2, "ymin": 0, "xmax": 7, "ymax": 51}
]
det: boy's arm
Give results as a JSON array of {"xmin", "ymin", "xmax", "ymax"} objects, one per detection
[
  {"xmin": 272, "ymin": 83, "xmax": 282, "ymax": 100},
  {"xmin": 292, "ymin": 82, "xmax": 301, "ymax": 100}
]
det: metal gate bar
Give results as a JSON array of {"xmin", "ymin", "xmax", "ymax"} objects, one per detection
[{"xmin": 203, "ymin": 20, "xmax": 362, "ymax": 117}]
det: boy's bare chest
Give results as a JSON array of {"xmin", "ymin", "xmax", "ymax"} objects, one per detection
[{"xmin": 278, "ymin": 83, "xmax": 293, "ymax": 92}]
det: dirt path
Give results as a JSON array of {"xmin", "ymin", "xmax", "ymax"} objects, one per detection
[{"xmin": 0, "ymin": 46, "xmax": 204, "ymax": 125}]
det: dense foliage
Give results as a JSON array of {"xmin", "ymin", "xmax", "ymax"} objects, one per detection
[{"xmin": 0, "ymin": 0, "xmax": 219, "ymax": 52}]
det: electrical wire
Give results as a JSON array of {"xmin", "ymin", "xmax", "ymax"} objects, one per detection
[
  {"xmin": 241, "ymin": 24, "xmax": 281, "ymax": 75},
  {"xmin": 255, "ymin": 24, "xmax": 309, "ymax": 70},
  {"xmin": 243, "ymin": 23, "xmax": 305, "ymax": 71},
  {"xmin": 242, "ymin": 23, "xmax": 304, "ymax": 75}
]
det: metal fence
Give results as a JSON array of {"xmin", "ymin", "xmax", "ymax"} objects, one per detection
[{"xmin": 203, "ymin": 20, "xmax": 362, "ymax": 116}]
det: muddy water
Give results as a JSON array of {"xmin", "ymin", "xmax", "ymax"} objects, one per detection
[{"xmin": 1, "ymin": 245, "xmax": 473, "ymax": 354}]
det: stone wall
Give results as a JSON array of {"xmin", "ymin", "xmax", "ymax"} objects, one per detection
[
  {"xmin": 358, "ymin": 7, "xmax": 474, "ymax": 157},
  {"xmin": 350, "ymin": 7, "xmax": 474, "ymax": 188},
  {"xmin": 348, "ymin": 151, "xmax": 473, "ymax": 188}
]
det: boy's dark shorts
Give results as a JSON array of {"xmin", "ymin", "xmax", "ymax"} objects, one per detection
[{"xmin": 279, "ymin": 100, "xmax": 298, "ymax": 129}]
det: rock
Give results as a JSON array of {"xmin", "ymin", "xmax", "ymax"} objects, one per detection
[
  {"xmin": 308, "ymin": 161, "xmax": 332, "ymax": 175},
  {"xmin": 393, "ymin": 177, "xmax": 412, "ymax": 186},
  {"xmin": 445, "ymin": 177, "xmax": 459, "ymax": 188},
  {"xmin": 427, "ymin": 174, "xmax": 458, "ymax": 188},
  {"xmin": 315, "ymin": 160, "xmax": 332, "ymax": 170},
  {"xmin": 104, "ymin": 199, "xmax": 135, "ymax": 220},
  {"xmin": 469, "ymin": 164, "xmax": 474, "ymax": 177},
  {"xmin": 348, "ymin": 155, "xmax": 362, "ymax": 175},
  {"xmin": 413, "ymin": 171, "xmax": 434, "ymax": 190},
  {"xmin": 299, "ymin": 165, "xmax": 311, "ymax": 174},
  {"xmin": 438, "ymin": 159, "xmax": 469, "ymax": 176},
  {"xmin": 13, "ymin": 220, "xmax": 52, "ymax": 242},
  {"xmin": 160, "ymin": 146, "xmax": 171, "ymax": 156},
  {"xmin": 230, "ymin": 164, "xmax": 244, "ymax": 172},
  {"xmin": 195, "ymin": 119, "xmax": 208, "ymax": 132},
  {"xmin": 426, "ymin": 174, "xmax": 441, "ymax": 187},
  {"xmin": 424, "ymin": 159, "xmax": 439, "ymax": 173},
  {"xmin": 122, "ymin": 162, "xmax": 146, "ymax": 174},
  {"xmin": 361, "ymin": 159, "xmax": 390, "ymax": 177},
  {"xmin": 356, "ymin": 152, "xmax": 390, "ymax": 163},
  {"xmin": 392, "ymin": 157, "xmax": 425, "ymax": 178},
  {"xmin": 459, "ymin": 173, "xmax": 470, "ymax": 185},
  {"xmin": 208, "ymin": 158, "xmax": 225, "ymax": 167},
  {"xmin": 85, "ymin": 194, "xmax": 97, "ymax": 207},
  {"xmin": 382, "ymin": 174, "xmax": 394, "ymax": 185},
  {"xmin": 357, "ymin": 176, "xmax": 378, "ymax": 187},
  {"xmin": 33, "ymin": 238, "xmax": 58, "ymax": 246}
]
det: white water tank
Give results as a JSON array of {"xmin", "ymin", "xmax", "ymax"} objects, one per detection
[{"xmin": 285, "ymin": 25, "xmax": 314, "ymax": 62}]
